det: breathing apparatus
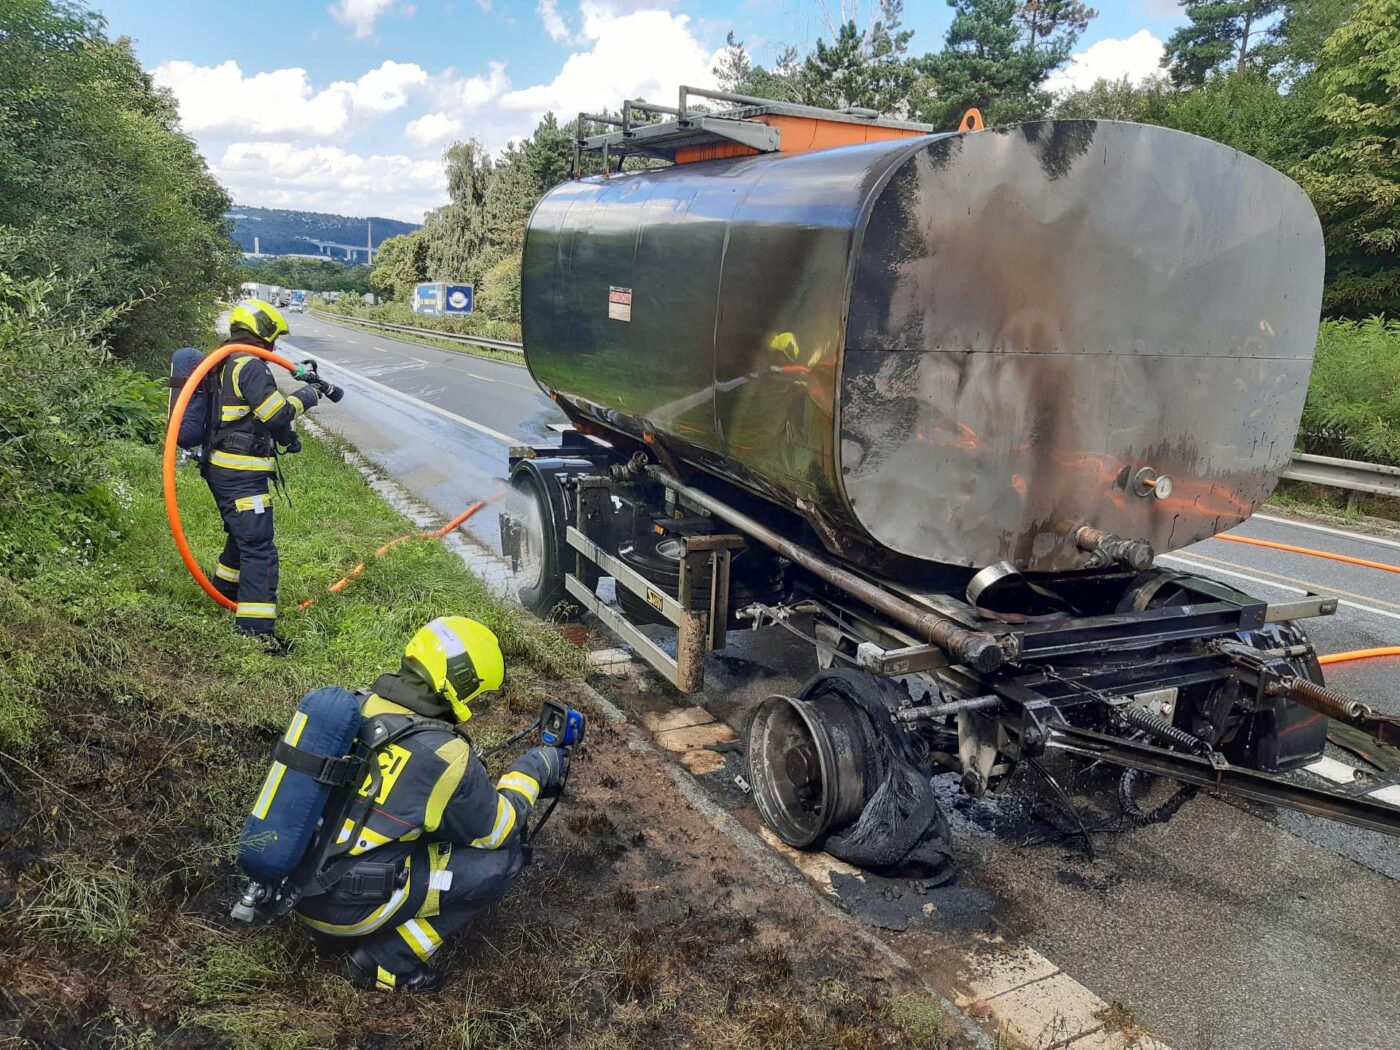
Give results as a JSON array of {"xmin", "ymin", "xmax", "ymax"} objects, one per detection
[
  {"xmin": 230, "ymin": 696, "xmax": 586, "ymax": 924},
  {"xmin": 163, "ymin": 344, "xmax": 344, "ymax": 611}
]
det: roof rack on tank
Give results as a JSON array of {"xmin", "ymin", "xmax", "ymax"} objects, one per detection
[{"xmin": 572, "ymin": 85, "xmax": 934, "ymax": 175}]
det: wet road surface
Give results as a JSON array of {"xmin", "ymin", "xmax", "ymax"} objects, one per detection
[{"xmin": 285, "ymin": 311, "xmax": 1399, "ymax": 1050}]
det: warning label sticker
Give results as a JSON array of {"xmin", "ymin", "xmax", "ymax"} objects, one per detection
[{"xmin": 608, "ymin": 285, "xmax": 632, "ymax": 322}]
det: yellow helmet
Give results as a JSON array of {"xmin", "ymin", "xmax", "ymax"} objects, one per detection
[
  {"xmin": 229, "ymin": 299, "xmax": 289, "ymax": 343},
  {"xmin": 401, "ymin": 616, "xmax": 504, "ymax": 722}
]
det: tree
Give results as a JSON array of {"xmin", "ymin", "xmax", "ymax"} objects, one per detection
[
  {"xmin": 1016, "ymin": 1, "xmax": 1098, "ymax": 51},
  {"xmin": 1163, "ymin": 1, "xmax": 1285, "ymax": 87},
  {"xmin": 0, "ymin": 0, "xmax": 236, "ymax": 359},
  {"xmin": 1293, "ymin": 0, "xmax": 1400, "ymax": 317},
  {"xmin": 801, "ymin": 1, "xmax": 922, "ymax": 114},
  {"xmin": 917, "ymin": 0, "xmax": 1092, "ymax": 127},
  {"xmin": 368, "ymin": 230, "xmax": 428, "ymax": 300},
  {"xmin": 1267, "ymin": 0, "xmax": 1359, "ymax": 75},
  {"xmin": 1053, "ymin": 75, "xmax": 1171, "ymax": 121}
]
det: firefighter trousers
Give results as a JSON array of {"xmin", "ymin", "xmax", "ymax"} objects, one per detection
[
  {"xmin": 206, "ymin": 465, "xmax": 279, "ymax": 634},
  {"xmin": 297, "ymin": 840, "xmax": 524, "ymax": 986}
]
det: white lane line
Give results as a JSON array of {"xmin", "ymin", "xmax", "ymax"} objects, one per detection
[
  {"xmin": 1306, "ymin": 757, "xmax": 1361, "ymax": 784},
  {"xmin": 1158, "ymin": 554, "xmax": 1400, "ymax": 624},
  {"xmin": 1373, "ymin": 785, "xmax": 1400, "ymax": 806},
  {"xmin": 281, "ymin": 340, "xmax": 516, "ymax": 446},
  {"xmin": 1249, "ymin": 513, "xmax": 1400, "ymax": 553}
]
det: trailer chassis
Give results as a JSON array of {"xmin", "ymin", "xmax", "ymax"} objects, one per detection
[{"xmin": 501, "ymin": 432, "xmax": 1400, "ymax": 847}]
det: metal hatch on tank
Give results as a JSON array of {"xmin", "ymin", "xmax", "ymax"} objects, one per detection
[{"xmin": 521, "ymin": 115, "xmax": 1324, "ymax": 574}]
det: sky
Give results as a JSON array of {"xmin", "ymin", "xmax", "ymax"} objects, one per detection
[{"xmin": 96, "ymin": 0, "xmax": 1192, "ymax": 223}]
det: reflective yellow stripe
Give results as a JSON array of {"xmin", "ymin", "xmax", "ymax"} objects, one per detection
[
  {"xmin": 236, "ymin": 602, "xmax": 277, "ymax": 619},
  {"xmin": 297, "ymin": 859, "xmax": 413, "ymax": 936},
  {"xmin": 209, "ymin": 450, "xmax": 275, "ymax": 471},
  {"xmin": 252, "ymin": 711, "xmax": 307, "ymax": 819},
  {"xmin": 497, "ymin": 771, "xmax": 541, "ymax": 806},
  {"xmin": 253, "ymin": 390, "xmax": 287, "ymax": 422},
  {"xmin": 423, "ymin": 841, "xmax": 451, "ymax": 918},
  {"xmin": 215, "ymin": 562, "xmax": 241, "ymax": 582},
  {"xmin": 470, "ymin": 794, "xmax": 517, "ymax": 849},
  {"xmin": 289, "ymin": 394, "xmax": 308, "ymax": 416},
  {"xmin": 231, "ymin": 355, "xmax": 253, "ymax": 399},
  {"xmin": 423, "ymin": 741, "xmax": 470, "ymax": 832},
  {"xmin": 375, "ymin": 967, "xmax": 396, "ymax": 991},
  {"xmin": 221, "ymin": 405, "xmax": 250, "ymax": 421},
  {"xmin": 234, "ymin": 492, "xmax": 271, "ymax": 513},
  {"xmin": 397, "ymin": 918, "xmax": 442, "ymax": 961},
  {"xmin": 335, "ymin": 818, "xmax": 418, "ymax": 856}
]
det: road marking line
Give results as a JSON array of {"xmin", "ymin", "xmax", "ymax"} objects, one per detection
[
  {"xmin": 1306, "ymin": 757, "xmax": 1360, "ymax": 784},
  {"xmin": 1372, "ymin": 784, "xmax": 1400, "ymax": 806},
  {"xmin": 1251, "ymin": 513, "xmax": 1400, "ymax": 553},
  {"xmin": 280, "ymin": 341, "xmax": 517, "ymax": 446},
  {"xmin": 1162, "ymin": 552, "xmax": 1400, "ymax": 622}
]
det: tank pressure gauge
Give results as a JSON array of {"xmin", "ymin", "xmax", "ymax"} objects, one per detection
[{"xmin": 1134, "ymin": 468, "xmax": 1173, "ymax": 500}]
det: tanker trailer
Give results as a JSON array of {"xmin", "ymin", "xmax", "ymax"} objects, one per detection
[{"xmin": 501, "ymin": 90, "xmax": 1400, "ymax": 859}]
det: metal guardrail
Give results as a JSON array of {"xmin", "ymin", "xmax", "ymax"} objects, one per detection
[
  {"xmin": 306, "ymin": 309, "xmax": 1400, "ymax": 503},
  {"xmin": 309, "ymin": 308, "xmax": 523, "ymax": 354},
  {"xmin": 1283, "ymin": 453, "xmax": 1400, "ymax": 500}
]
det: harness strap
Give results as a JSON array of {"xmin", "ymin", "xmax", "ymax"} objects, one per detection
[{"xmin": 272, "ymin": 740, "xmax": 361, "ymax": 787}]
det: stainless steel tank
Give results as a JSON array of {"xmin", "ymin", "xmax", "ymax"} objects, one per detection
[{"xmin": 520, "ymin": 120, "xmax": 1325, "ymax": 571}]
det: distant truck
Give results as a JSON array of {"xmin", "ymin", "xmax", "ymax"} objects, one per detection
[
  {"xmin": 288, "ymin": 289, "xmax": 308, "ymax": 313},
  {"xmin": 239, "ymin": 281, "xmax": 275, "ymax": 302}
]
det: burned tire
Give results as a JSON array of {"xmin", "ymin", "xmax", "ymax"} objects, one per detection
[
  {"xmin": 508, "ymin": 470, "xmax": 568, "ymax": 617},
  {"xmin": 505, "ymin": 462, "xmax": 599, "ymax": 621},
  {"xmin": 615, "ymin": 530, "xmax": 786, "ymax": 626}
]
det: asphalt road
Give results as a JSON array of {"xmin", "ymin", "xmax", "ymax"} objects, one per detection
[{"xmin": 283, "ymin": 311, "xmax": 1399, "ymax": 1050}]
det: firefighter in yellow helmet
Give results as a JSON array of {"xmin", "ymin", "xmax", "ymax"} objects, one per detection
[
  {"xmin": 204, "ymin": 300, "xmax": 323, "ymax": 645},
  {"xmin": 293, "ymin": 617, "xmax": 568, "ymax": 993}
]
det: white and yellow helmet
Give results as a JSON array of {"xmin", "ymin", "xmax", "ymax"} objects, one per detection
[{"xmin": 402, "ymin": 616, "xmax": 504, "ymax": 722}]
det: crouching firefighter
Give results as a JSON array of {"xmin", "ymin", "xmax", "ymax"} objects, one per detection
[
  {"xmin": 204, "ymin": 299, "xmax": 326, "ymax": 642},
  {"xmin": 230, "ymin": 616, "xmax": 572, "ymax": 993}
]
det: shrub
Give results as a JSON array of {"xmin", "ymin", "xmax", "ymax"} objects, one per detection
[
  {"xmin": 0, "ymin": 246, "xmax": 167, "ymax": 571},
  {"xmin": 1299, "ymin": 316, "xmax": 1400, "ymax": 463}
]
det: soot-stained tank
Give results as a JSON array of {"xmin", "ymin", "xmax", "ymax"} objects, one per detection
[{"xmin": 520, "ymin": 120, "xmax": 1325, "ymax": 572}]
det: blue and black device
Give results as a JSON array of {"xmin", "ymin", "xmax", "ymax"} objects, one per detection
[{"xmin": 539, "ymin": 699, "xmax": 585, "ymax": 748}]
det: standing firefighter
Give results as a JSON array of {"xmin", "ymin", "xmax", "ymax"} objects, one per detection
[
  {"xmin": 206, "ymin": 300, "xmax": 322, "ymax": 642},
  {"xmin": 233, "ymin": 617, "xmax": 569, "ymax": 993}
]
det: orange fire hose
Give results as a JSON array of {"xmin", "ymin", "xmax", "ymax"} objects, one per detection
[
  {"xmin": 1213, "ymin": 533, "xmax": 1400, "ymax": 667},
  {"xmin": 297, "ymin": 490, "xmax": 507, "ymax": 612},
  {"xmin": 1218, "ymin": 532, "xmax": 1400, "ymax": 574},
  {"xmin": 163, "ymin": 343, "xmax": 297, "ymax": 611}
]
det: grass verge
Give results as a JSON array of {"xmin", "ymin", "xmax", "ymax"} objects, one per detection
[{"xmin": 0, "ymin": 426, "xmax": 961, "ymax": 1049}]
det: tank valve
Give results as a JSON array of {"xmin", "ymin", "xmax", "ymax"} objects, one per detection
[{"xmin": 1074, "ymin": 526, "xmax": 1155, "ymax": 571}]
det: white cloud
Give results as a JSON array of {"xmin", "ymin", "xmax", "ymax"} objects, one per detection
[
  {"xmin": 431, "ymin": 61, "xmax": 511, "ymax": 111},
  {"xmin": 329, "ymin": 0, "xmax": 397, "ymax": 38},
  {"xmin": 1137, "ymin": 0, "xmax": 1181, "ymax": 16},
  {"xmin": 153, "ymin": 59, "xmax": 427, "ymax": 137},
  {"xmin": 502, "ymin": 6, "xmax": 718, "ymax": 121},
  {"xmin": 348, "ymin": 60, "xmax": 429, "ymax": 112},
  {"xmin": 405, "ymin": 112, "xmax": 463, "ymax": 145},
  {"xmin": 216, "ymin": 141, "xmax": 445, "ymax": 223},
  {"xmin": 1046, "ymin": 30, "xmax": 1166, "ymax": 94},
  {"xmin": 537, "ymin": 0, "xmax": 573, "ymax": 43}
]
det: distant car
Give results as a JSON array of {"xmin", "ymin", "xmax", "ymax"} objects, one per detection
[{"xmin": 288, "ymin": 301, "xmax": 305, "ymax": 313}]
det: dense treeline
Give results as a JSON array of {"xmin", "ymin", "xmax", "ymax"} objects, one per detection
[
  {"xmin": 376, "ymin": 0, "xmax": 1396, "ymax": 325},
  {"xmin": 235, "ymin": 256, "xmax": 374, "ymax": 296},
  {"xmin": 0, "ymin": 0, "xmax": 233, "ymax": 565},
  {"xmin": 0, "ymin": 0, "xmax": 236, "ymax": 359},
  {"xmin": 228, "ymin": 205, "xmax": 418, "ymax": 257}
]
